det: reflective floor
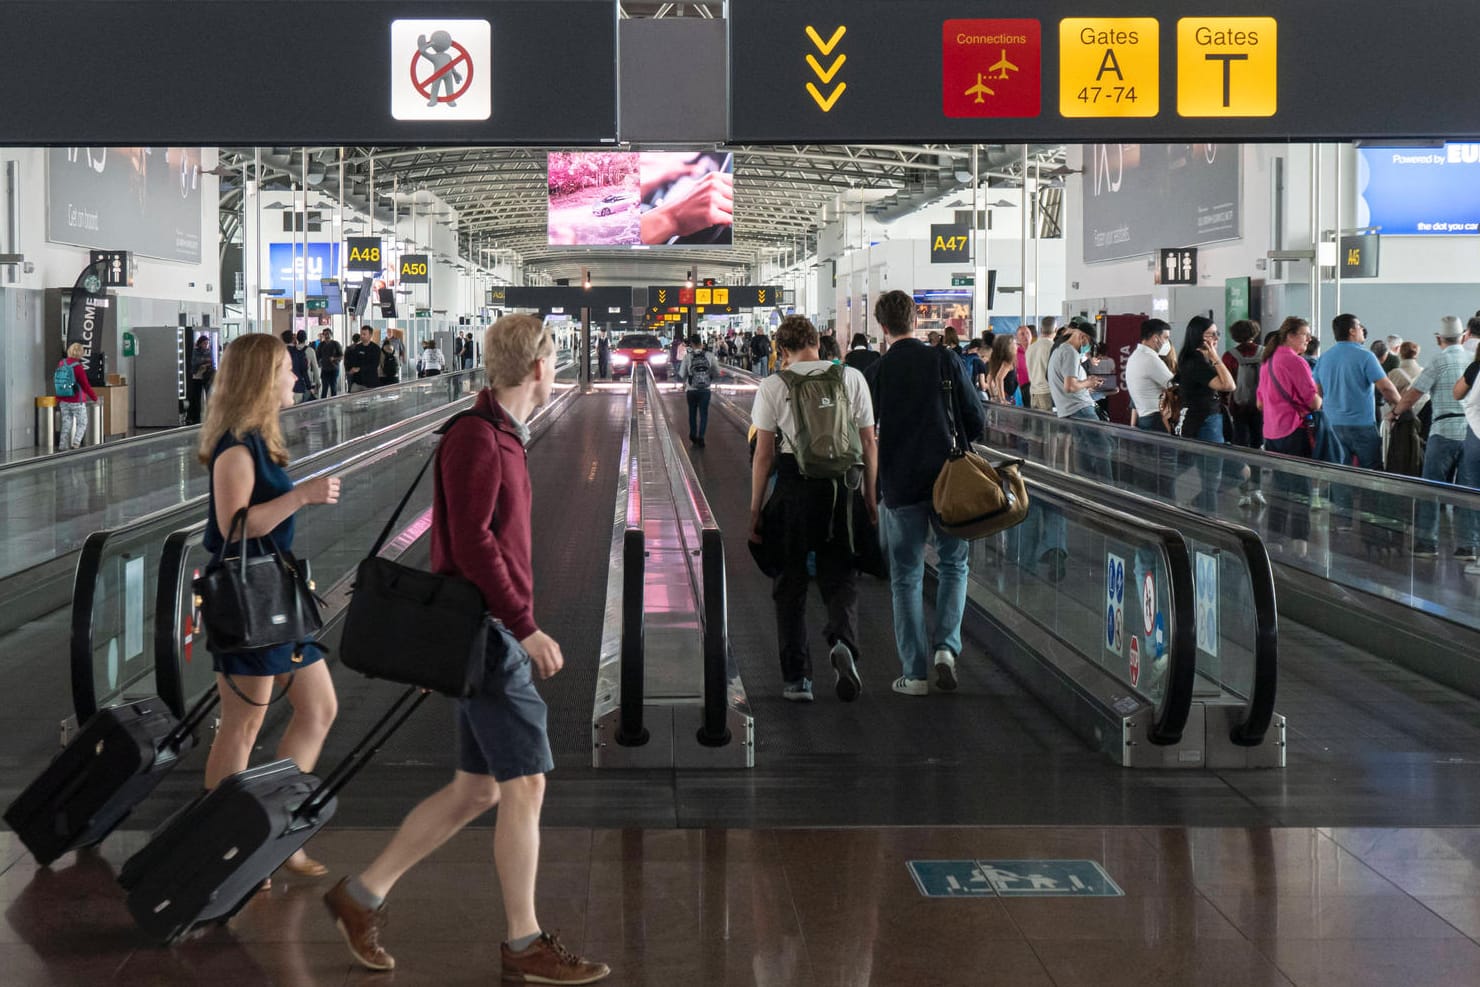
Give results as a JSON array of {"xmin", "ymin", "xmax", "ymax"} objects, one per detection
[{"xmin": 5, "ymin": 825, "xmax": 1480, "ymax": 986}]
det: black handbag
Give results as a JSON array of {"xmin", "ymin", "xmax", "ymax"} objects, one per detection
[
  {"xmin": 339, "ymin": 408, "xmax": 507, "ymax": 697},
  {"xmin": 193, "ymin": 508, "xmax": 322, "ymax": 654}
]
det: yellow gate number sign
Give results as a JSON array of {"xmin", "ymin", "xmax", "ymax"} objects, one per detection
[
  {"xmin": 1059, "ymin": 18, "xmax": 1159, "ymax": 118},
  {"xmin": 1177, "ymin": 18, "xmax": 1277, "ymax": 117}
]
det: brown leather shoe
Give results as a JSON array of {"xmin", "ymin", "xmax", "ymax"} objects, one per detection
[
  {"xmin": 323, "ymin": 877, "xmax": 395, "ymax": 972},
  {"xmin": 501, "ymin": 932, "xmax": 610, "ymax": 984}
]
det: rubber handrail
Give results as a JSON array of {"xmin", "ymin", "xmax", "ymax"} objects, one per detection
[
  {"xmin": 617, "ymin": 388, "xmax": 648, "ymax": 746},
  {"xmin": 1020, "ymin": 459, "xmax": 1279, "ymax": 746}
]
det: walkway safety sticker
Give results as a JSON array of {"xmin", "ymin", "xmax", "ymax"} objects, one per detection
[
  {"xmin": 1141, "ymin": 570, "xmax": 1156, "ymax": 636},
  {"xmin": 1195, "ymin": 550, "xmax": 1219, "ymax": 658},
  {"xmin": 1128, "ymin": 635, "xmax": 1140, "ymax": 687},
  {"xmin": 1105, "ymin": 552, "xmax": 1125, "ymax": 656},
  {"xmin": 909, "ymin": 860, "xmax": 1125, "ymax": 898},
  {"xmin": 942, "ymin": 19, "xmax": 1041, "ymax": 118},
  {"xmin": 390, "ymin": 20, "xmax": 492, "ymax": 122}
]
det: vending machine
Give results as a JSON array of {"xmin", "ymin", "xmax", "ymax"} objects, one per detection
[{"xmin": 132, "ymin": 325, "xmax": 218, "ymax": 428}]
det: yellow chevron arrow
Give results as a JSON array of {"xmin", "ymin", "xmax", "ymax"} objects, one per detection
[
  {"xmin": 807, "ymin": 81, "xmax": 847, "ymax": 112},
  {"xmin": 805, "ymin": 24, "xmax": 846, "ymax": 55},
  {"xmin": 806, "ymin": 53, "xmax": 846, "ymax": 84}
]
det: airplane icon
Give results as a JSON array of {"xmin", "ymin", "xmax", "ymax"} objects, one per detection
[
  {"xmin": 964, "ymin": 73, "xmax": 995, "ymax": 103},
  {"xmin": 988, "ymin": 48, "xmax": 1018, "ymax": 80}
]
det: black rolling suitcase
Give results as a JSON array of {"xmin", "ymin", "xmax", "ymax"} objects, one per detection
[
  {"xmin": 119, "ymin": 686, "xmax": 428, "ymax": 944},
  {"xmin": 3, "ymin": 691, "xmax": 220, "ymax": 866}
]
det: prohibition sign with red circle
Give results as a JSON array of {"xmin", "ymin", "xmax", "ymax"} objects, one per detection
[{"xmin": 410, "ymin": 41, "xmax": 474, "ymax": 104}]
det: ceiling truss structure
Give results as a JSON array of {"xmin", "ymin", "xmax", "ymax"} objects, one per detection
[{"xmin": 217, "ymin": 143, "xmax": 1066, "ymax": 281}]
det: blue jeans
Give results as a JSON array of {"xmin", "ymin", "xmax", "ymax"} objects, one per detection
[
  {"xmin": 880, "ymin": 501, "xmax": 970, "ymax": 680},
  {"xmin": 1459, "ymin": 431, "xmax": 1480, "ymax": 545},
  {"xmin": 1329, "ymin": 423, "xmax": 1382, "ymax": 516},
  {"xmin": 1135, "ymin": 413, "xmax": 1177, "ymax": 498},
  {"xmin": 1418, "ymin": 434, "xmax": 1477, "ymax": 548},
  {"xmin": 1066, "ymin": 406, "xmax": 1113, "ymax": 482},
  {"xmin": 686, "ymin": 388, "xmax": 711, "ymax": 438},
  {"xmin": 751, "ymin": 358, "xmax": 768, "ymax": 377},
  {"xmin": 1184, "ymin": 412, "xmax": 1226, "ymax": 512}
]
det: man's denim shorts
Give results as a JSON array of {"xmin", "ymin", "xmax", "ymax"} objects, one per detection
[{"xmin": 455, "ymin": 626, "xmax": 555, "ymax": 782}]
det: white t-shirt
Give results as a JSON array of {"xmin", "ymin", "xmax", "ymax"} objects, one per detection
[
  {"xmin": 1125, "ymin": 343, "xmax": 1175, "ymax": 415},
  {"xmin": 751, "ymin": 360, "xmax": 874, "ymax": 455}
]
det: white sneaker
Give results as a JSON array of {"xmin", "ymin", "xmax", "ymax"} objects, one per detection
[
  {"xmin": 933, "ymin": 649, "xmax": 958, "ymax": 692},
  {"xmin": 1466, "ymin": 561, "xmax": 1480, "ymax": 577},
  {"xmin": 830, "ymin": 641, "xmax": 862, "ymax": 702},
  {"xmin": 891, "ymin": 676, "xmax": 928, "ymax": 696}
]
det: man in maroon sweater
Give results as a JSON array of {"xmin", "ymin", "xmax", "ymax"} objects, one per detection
[{"xmin": 325, "ymin": 315, "xmax": 609, "ymax": 985}]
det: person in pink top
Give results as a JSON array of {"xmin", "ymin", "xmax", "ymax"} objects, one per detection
[
  {"xmin": 54, "ymin": 342, "xmax": 99, "ymax": 451},
  {"xmin": 1257, "ymin": 317, "xmax": 1323, "ymax": 549},
  {"xmin": 1014, "ymin": 324, "xmax": 1033, "ymax": 405}
]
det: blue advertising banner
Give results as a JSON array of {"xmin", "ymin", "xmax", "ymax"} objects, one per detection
[
  {"xmin": 267, "ymin": 242, "xmax": 341, "ymax": 294},
  {"xmin": 1357, "ymin": 144, "xmax": 1480, "ymax": 236}
]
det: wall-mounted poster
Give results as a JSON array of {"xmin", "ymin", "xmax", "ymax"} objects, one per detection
[
  {"xmin": 48, "ymin": 147, "xmax": 203, "ymax": 263},
  {"xmin": 1081, "ymin": 144, "xmax": 1241, "ymax": 264}
]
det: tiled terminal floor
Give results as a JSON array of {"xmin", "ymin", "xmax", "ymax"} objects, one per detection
[{"xmin": 6, "ymin": 826, "xmax": 1480, "ymax": 986}]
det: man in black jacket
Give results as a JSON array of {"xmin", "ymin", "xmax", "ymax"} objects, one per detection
[
  {"xmin": 868, "ymin": 290, "xmax": 985, "ymax": 697},
  {"xmin": 347, "ymin": 326, "xmax": 381, "ymax": 391},
  {"xmin": 317, "ymin": 328, "xmax": 343, "ymax": 397}
]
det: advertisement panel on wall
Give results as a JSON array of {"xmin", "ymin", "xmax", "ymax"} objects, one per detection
[
  {"xmin": 548, "ymin": 151, "xmax": 734, "ymax": 247},
  {"xmin": 266, "ymin": 243, "xmax": 342, "ymax": 294},
  {"xmin": 1081, "ymin": 144, "xmax": 1241, "ymax": 264},
  {"xmin": 47, "ymin": 148, "xmax": 203, "ymax": 263},
  {"xmin": 1357, "ymin": 144, "xmax": 1480, "ymax": 235}
]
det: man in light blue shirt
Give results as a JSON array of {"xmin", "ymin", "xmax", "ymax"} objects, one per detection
[
  {"xmin": 1387, "ymin": 316, "xmax": 1476, "ymax": 558},
  {"xmin": 1314, "ymin": 313, "xmax": 1403, "ymax": 470}
]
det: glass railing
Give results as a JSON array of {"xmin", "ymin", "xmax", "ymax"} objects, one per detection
[
  {"xmin": 71, "ymin": 362, "xmax": 572, "ymax": 720},
  {"xmin": 0, "ymin": 366, "xmax": 491, "ymax": 584},
  {"xmin": 1014, "ymin": 457, "xmax": 1279, "ymax": 746},
  {"xmin": 146, "ymin": 372, "xmax": 580, "ymax": 718},
  {"xmin": 970, "ymin": 471, "xmax": 1197, "ymax": 743},
  {"xmin": 981, "ymin": 402, "xmax": 1480, "ymax": 634}
]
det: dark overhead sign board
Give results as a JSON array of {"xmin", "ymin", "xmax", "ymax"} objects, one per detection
[
  {"xmin": 647, "ymin": 286, "xmax": 782, "ymax": 310},
  {"xmin": 399, "ymin": 254, "xmax": 430, "ymax": 285},
  {"xmin": 731, "ymin": 0, "xmax": 1480, "ymax": 142},
  {"xmin": 346, "ymin": 238, "xmax": 384, "ymax": 273},
  {"xmin": 930, "ymin": 225, "xmax": 971, "ymax": 264},
  {"xmin": 1340, "ymin": 235, "xmax": 1379, "ymax": 279},
  {"xmin": 505, "ymin": 286, "xmax": 632, "ymax": 312},
  {"xmin": 0, "ymin": 1, "xmax": 617, "ymax": 144}
]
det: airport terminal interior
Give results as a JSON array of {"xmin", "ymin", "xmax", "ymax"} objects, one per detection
[{"xmin": 4, "ymin": 2, "xmax": 1480, "ymax": 985}]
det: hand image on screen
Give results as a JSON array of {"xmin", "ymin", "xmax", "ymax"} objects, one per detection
[{"xmin": 639, "ymin": 171, "xmax": 733, "ymax": 244}]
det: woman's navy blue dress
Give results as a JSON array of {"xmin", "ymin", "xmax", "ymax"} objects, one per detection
[{"xmin": 204, "ymin": 430, "xmax": 324, "ymax": 677}]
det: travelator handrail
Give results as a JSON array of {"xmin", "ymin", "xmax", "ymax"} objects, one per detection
[
  {"xmin": 642, "ymin": 369, "xmax": 732, "ymax": 747},
  {"xmin": 1011, "ymin": 455, "xmax": 1280, "ymax": 746},
  {"xmin": 149, "ymin": 373, "xmax": 583, "ymax": 719},
  {"xmin": 595, "ymin": 366, "xmax": 739, "ymax": 758},
  {"xmin": 3, "ymin": 362, "xmax": 490, "ymax": 480},
  {"xmin": 709, "ymin": 370, "xmax": 1199, "ymax": 746},
  {"xmin": 69, "ymin": 361, "xmax": 570, "ymax": 721}
]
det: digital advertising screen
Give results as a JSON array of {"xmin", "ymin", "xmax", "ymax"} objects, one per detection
[
  {"xmin": 1081, "ymin": 144, "xmax": 1241, "ymax": 263},
  {"xmin": 1357, "ymin": 144, "xmax": 1480, "ymax": 235},
  {"xmin": 548, "ymin": 151, "xmax": 734, "ymax": 247}
]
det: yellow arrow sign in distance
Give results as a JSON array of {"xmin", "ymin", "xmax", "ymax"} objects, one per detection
[{"xmin": 805, "ymin": 25, "xmax": 847, "ymax": 112}]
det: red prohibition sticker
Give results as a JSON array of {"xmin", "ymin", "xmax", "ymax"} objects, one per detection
[
  {"xmin": 1128, "ymin": 635, "xmax": 1141, "ymax": 687},
  {"xmin": 411, "ymin": 42, "xmax": 475, "ymax": 104}
]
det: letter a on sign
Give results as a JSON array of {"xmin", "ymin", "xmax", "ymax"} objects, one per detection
[{"xmin": 1097, "ymin": 49, "xmax": 1124, "ymax": 81}]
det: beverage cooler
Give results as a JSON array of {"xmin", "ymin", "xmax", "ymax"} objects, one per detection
[{"xmin": 132, "ymin": 326, "xmax": 219, "ymax": 428}]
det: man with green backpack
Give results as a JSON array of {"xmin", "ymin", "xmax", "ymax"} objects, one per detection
[{"xmin": 749, "ymin": 316, "xmax": 878, "ymax": 703}]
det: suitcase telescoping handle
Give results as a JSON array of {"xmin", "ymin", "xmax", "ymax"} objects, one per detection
[
  {"xmin": 162, "ymin": 689, "xmax": 223, "ymax": 752},
  {"xmin": 297, "ymin": 686, "xmax": 429, "ymax": 820}
]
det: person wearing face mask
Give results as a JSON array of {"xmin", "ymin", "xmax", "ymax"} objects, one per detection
[
  {"xmin": 1126, "ymin": 319, "xmax": 1176, "ymax": 433},
  {"xmin": 1048, "ymin": 318, "xmax": 1114, "ymax": 481}
]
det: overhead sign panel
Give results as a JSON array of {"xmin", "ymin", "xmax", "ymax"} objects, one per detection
[
  {"xmin": 942, "ymin": 20, "xmax": 1041, "ymax": 119},
  {"xmin": 399, "ymin": 254, "xmax": 430, "ymax": 284},
  {"xmin": 1176, "ymin": 18, "xmax": 1278, "ymax": 118},
  {"xmin": 1058, "ymin": 18, "xmax": 1159, "ymax": 118},
  {"xmin": 731, "ymin": 0, "xmax": 1480, "ymax": 142},
  {"xmin": 931, "ymin": 224, "xmax": 971, "ymax": 263},
  {"xmin": 1357, "ymin": 144, "xmax": 1480, "ymax": 235},
  {"xmin": 0, "ymin": 1, "xmax": 616, "ymax": 144}
]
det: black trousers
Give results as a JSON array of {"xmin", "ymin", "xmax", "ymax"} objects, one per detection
[{"xmin": 772, "ymin": 534, "xmax": 858, "ymax": 684}]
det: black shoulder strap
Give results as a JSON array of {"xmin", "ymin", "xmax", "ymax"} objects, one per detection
[
  {"xmin": 366, "ymin": 405, "xmax": 501, "ymax": 559},
  {"xmin": 938, "ymin": 347, "xmax": 967, "ymax": 456}
]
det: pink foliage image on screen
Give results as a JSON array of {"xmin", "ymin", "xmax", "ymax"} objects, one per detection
[{"xmin": 547, "ymin": 152, "xmax": 640, "ymax": 246}]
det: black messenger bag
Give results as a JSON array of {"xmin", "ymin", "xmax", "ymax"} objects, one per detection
[
  {"xmin": 193, "ymin": 508, "xmax": 322, "ymax": 653},
  {"xmin": 339, "ymin": 408, "xmax": 508, "ymax": 697}
]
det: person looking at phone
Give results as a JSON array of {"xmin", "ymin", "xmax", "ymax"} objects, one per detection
[{"xmin": 1174, "ymin": 316, "xmax": 1236, "ymax": 511}]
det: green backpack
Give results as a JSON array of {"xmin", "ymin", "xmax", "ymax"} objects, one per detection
[{"xmin": 778, "ymin": 364, "xmax": 862, "ymax": 480}]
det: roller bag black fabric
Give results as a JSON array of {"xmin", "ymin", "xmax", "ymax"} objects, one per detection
[
  {"xmin": 3, "ymin": 691, "xmax": 218, "ymax": 867},
  {"xmin": 119, "ymin": 686, "xmax": 428, "ymax": 944}
]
